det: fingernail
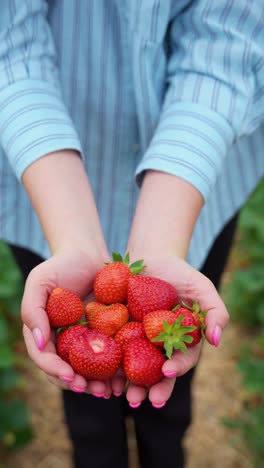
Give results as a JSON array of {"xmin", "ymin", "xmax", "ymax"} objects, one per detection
[
  {"xmin": 129, "ymin": 402, "xmax": 141, "ymax": 408},
  {"xmin": 60, "ymin": 376, "xmax": 74, "ymax": 382},
  {"xmin": 113, "ymin": 391, "xmax": 122, "ymax": 397},
  {"xmin": 152, "ymin": 401, "xmax": 166, "ymax": 409},
  {"xmin": 103, "ymin": 394, "xmax": 111, "ymax": 399},
  {"xmin": 92, "ymin": 392, "xmax": 104, "ymax": 398},
  {"xmin": 213, "ymin": 325, "xmax": 222, "ymax": 347},
  {"xmin": 70, "ymin": 386, "xmax": 85, "ymax": 393},
  {"xmin": 163, "ymin": 371, "xmax": 177, "ymax": 378},
  {"xmin": 32, "ymin": 328, "xmax": 45, "ymax": 350}
]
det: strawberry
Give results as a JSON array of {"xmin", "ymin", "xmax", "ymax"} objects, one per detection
[
  {"xmin": 173, "ymin": 302, "xmax": 207, "ymax": 347},
  {"xmin": 46, "ymin": 287, "xmax": 83, "ymax": 327},
  {"xmin": 115, "ymin": 322, "xmax": 146, "ymax": 350},
  {"xmin": 123, "ymin": 338, "xmax": 165, "ymax": 387},
  {"xmin": 127, "ymin": 276, "xmax": 177, "ymax": 322},
  {"xmin": 94, "ymin": 252, "xmax": 144, "ymax": 305},
  {"xmin": 69, "ymin": 330, "xmax": 122, "ymax": 380},
  {"xmin": 85, "ymin": 301, "xmax": 129, "ymax": 337},
  {"xmin": 143, "ymin": 310, "xmax": 178, "ymax": 348},
  {"xmin": 56, "ymin": 325, "xmax": 89, "ymax": 364},
  {"xmin": 152, "ymin": 301, "xmax": 207, "ymax": 358}
]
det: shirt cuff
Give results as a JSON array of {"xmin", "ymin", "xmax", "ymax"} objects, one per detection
[
  {"xmin": 135, "ymin": 102, "xmax": 234, "ymax": 201},
  {"xmin": 0, "ymin": 80, "xmax": 83, "ymax": 180}
]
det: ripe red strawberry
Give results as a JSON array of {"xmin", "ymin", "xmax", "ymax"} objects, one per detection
[
  {"xmin": 127, "ymin": 276, "xmax": 177, "ymax": 322},
  {"xmin": 173, "ymin": 302, "xmax": 206, "ymax": 347},
  {"xmin": 115, "ymin": 322, "xmax": 146, "ymax": 350},
  {"xmin": 143, "ymin": 310, "xmax": 178, "ymax": 348},
  {"xmin": 123, "ymin": 338, "xmax": 165, "ymax": 387},
  {"xmin": 85, "ymin": 302, "xmax": 129, "ymax": 336},
  {"xmin": 56, "ymin": 325, "xmax": 89, "ymax": 364},
  {"xmin": 69, "ymin": 330, "xmax": 122, "ymax": 380},
  {"xmin": 94, "ymin": 253, "xmax": 144, "ymax": 305},
  {"xmin": 46, "ymin": 287, "xmax": 83, "ymax": 327},
  {"xmin": 151, "ymin": 302, "xmax": 207, "ymax": 357}
]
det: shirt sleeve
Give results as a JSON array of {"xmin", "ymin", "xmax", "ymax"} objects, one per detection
[
  {"xmin": 0, "ymin": 0, "xmax": 82, "ymax": 180},
  {"xmin": 135, "ymin": 0, "xmax": 264, "ymax": 201}
]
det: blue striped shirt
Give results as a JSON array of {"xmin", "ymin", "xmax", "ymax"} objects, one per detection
[{"xmin": 0, "ymin": 0, "xmax": 263, "ymax": 269}]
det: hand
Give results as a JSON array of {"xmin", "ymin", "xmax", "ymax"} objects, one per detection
[
  {"xmin": 125, "ymin": 254, "xmax": 229, "ymax": 408},
  {"xmin": 21, "ymin": 247, "xmax": 110, "ymax": 395}
]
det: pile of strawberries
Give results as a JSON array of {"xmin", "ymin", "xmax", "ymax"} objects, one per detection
[{"xmin": 46, "ymin": 253, "xmax": 206, "ymax": 388}]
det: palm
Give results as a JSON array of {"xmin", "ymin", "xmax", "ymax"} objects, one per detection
[
  {"xmin": 22, "ymin": 248, "xmax": 108, "ymax": 394},
  {"xmin": 125, "ymin": 254, "xmax": 229, "ymax": 406}
]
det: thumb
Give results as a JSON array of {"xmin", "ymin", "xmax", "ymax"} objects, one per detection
[
  {"xmin": 21, "ymin": 268, "xmax": 52, "ymax": 350},
  {"xmin": 204, "ymin": 296, "xmax": 229, "ymax": 348}
]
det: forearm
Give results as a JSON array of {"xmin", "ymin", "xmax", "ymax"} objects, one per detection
[
  {"xmin": 22, "ymin": 150, "xmax": 108, "ymax": 258},
  {"xmin": 128, "ymin": 170, "xmax": 203, "ymax": 260}
]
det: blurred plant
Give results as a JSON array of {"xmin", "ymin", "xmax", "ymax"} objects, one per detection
[
  {"xmin": 223, "ymin": 178, "xmax": 264, "ymax": 327},
  {"xmin": 222, "ymin": 178, "xmax": 264, "ymax": 468},
  {"xmin": 0, "ymin": 241, "xmax": 32, "ymax": 450},
  {"xmin": 223, "ymin": 338, "xmax": 264, "ymax": 468}
]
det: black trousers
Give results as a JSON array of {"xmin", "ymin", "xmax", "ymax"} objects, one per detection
[{"xmin": 10, "ymin": 215, "xmax": 237, "ymax": 468}]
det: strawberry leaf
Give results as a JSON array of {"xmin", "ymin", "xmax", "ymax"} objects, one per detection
[
  {"xmin": 164, "ymin": 342, "xmax": 174, "ymax": 359},
  {"xmin": 152, "ymin": 332, "xmax": 167, "ymax": 343},
  {"xmin": 182, "ymin": 335, "xmax": 194, "ymax": 344},
  {"xmin": 130, "ymin": 259, "xmax": 145, "ymax": 275},
  {"xmin": 171, "ymin": 304, "xmax": 181, "ymax": 312},
  {"xmin": 55, "ymin": 327, "xmax": 67, "ymax": 337},
  {"xmin": 192, "ymin": 300, "xmax": 201, "ymax": 313},
  {"xmin": 112, "ymin": 252, "xmax": 123, "ymax": 262},
  {"xmin": 123, "ymin": 252, "xmax": 130, "ymax": 266}
]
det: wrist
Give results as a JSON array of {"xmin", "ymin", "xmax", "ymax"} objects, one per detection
[
  {"xmin": 22, "ymin": 150, "xmax": 108, "ymax": 260},
  {"xmin": 128, "ymin": 170, "xmax": 203, "ymax": 262},
  {"xmin": 127, "ymin": 241, "xmax": 187, "ymax": 263}
]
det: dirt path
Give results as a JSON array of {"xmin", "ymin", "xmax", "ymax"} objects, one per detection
[{"xmin": 2, "ymin": 320, "xmax": 252, "ymax": 468}]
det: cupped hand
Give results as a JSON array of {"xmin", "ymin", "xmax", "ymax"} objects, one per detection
[
  {"xmin": 125, "ymin": 254, "xmax": 229, "ymax": 407},
  {"xmin": 21, "ymin": 247, "xmax": 109, "ymax": 395}
]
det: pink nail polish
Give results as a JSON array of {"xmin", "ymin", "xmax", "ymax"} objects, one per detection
[
  {"xmin": 32, "ymin": 328, "xmax": 45, "ymax": 350},
  {"xmin": 60, "ymin": 376, "xmax": 74, "ymax": 382},
  {"xmin": 129, "ymin": 402, "xmax": 141, "ymax": 408},
  {"xmin": 152, "ymin": 402, "xmax": 166, "ymax": 409},
  {"xmin": 163, "ymin": 371, "xmax": 177, "ymax": 378},
  {"xmin": 70, "ymin": 386, "xmax": 85, "ymax": 393},
  {"xmin": 103, "ymin": 394, "xmax": 111, "ymax": 399},
  {"xmin": 113, "ymin": 391, "xmax": 122, "ymax": 397},
  {"xmin": 92, "ymin": 392, "xmax": 104, "ymax": 398},
  {"xmin": 213, "ymin": 325, "xmax": 222, "ymax": 347}
]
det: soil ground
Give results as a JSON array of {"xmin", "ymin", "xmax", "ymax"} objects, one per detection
[{"xmin": 1, "ymin": 321, "xmax": 253, "ymax": 468}]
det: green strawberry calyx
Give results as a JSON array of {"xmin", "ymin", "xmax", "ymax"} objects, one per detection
[
  {"xmin": 152, "ymin": 315, "xmax": 197, "ymax": 358},
  {"xmin": 110, "ymin": 252, "xmax": 145, "ymax": 275},
  {"xmin": 55, "ymin": 320, "xmax": 88, "ymax": 337},
  {"xmin": 181, "ymin": 300, "xmax": 208, "ymax": 338}
]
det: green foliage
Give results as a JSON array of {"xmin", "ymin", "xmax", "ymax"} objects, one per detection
[
  {"xmin": 0, "ymin": 241, "xmax": 32, "ymax": 450},
  {"xmin": 223, "ymin": 179, "xmax": 264, "ymax": 467},
  {"xmin": 223, "ymin": 179, "xmax": 264, "ymax": 328},
  {"xmin": 223, "ymin": 340, "xmax": 264, "ymax": 468}
]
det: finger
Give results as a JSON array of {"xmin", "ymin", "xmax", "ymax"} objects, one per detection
[
  {"xmin": 111, "ymin": 369, "xmax": 126, "ymax": 397},
  {"xmin": 205, "ymin": 305, "xmax": 229, "ymax": 347},
  {"xmin": 126, "ymin": 383, "xmax": 147, "ymax": 407},
  {"xmin": 47, "ymin": 374, "xmax": 69, "ymax": 390},
  {"xmin": 86, "ymin": 380, "xmax": 106, "ymax": 396},
  {"xmin": 21, "ymin": 267, "xmax": 53, "ymax": 350},
  {"xmin": 200, "ymin": 284, "xmax": 229, "ymax": 347},
  {"xmin": 148, "ymin": 376, "xmax": 176, "ymax": 407},
  {"xmin": 102, "ymin": 380, "xmax": 112, "ymax": 399},
  {"xmin": 23, "ymin": 325, "xmax": 75, "ymax": 381},
  {"xmin": 162, "ymin": 342, "xmax": 201, "ymax": 378}
]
